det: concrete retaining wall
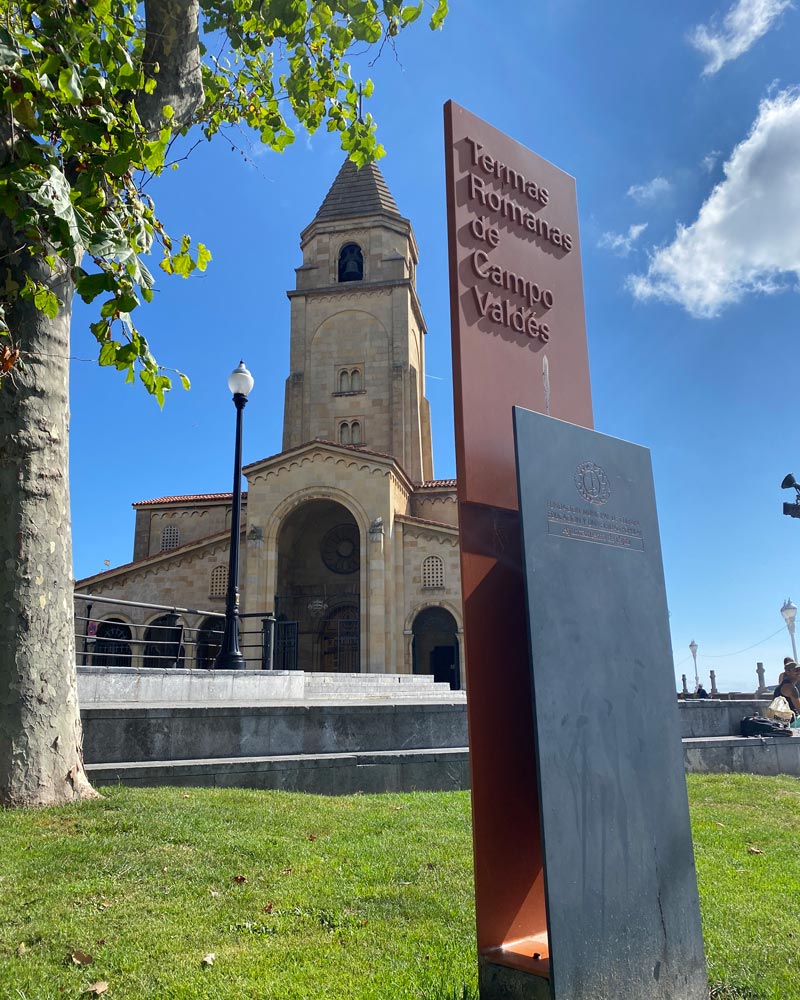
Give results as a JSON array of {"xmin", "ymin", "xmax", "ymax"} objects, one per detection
[
  {"xmin": 80, "ymin": 695, "xmax": 799, "ymax": 793},
  {"xmin": 81, "ymin": 701, "xmax": 469, "ymax": 765},
  {"xmin": 678, "ymin": 699, "xmax": 768, "ymax": 738},
  {"xmin": 684, "ymin": 736, "xmax": 800, "ymax": 776}
]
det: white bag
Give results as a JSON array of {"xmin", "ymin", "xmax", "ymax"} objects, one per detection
[{"xmin": 766, "ymin": 695, "xmax": 794, "ymax": 722}]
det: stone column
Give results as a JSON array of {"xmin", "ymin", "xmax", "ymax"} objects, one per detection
[{"xmin": 366, "ymin": 517, "xmax": 386, "ymax": 672}]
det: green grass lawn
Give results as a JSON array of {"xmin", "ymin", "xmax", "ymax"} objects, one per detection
[{"xmin": 0, "ymin": 775, "xmax": 798, "ymax": 1000}]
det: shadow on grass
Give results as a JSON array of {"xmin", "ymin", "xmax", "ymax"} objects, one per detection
[
  {"xmin": 709, "ymin": 983, "xmax": 763, "ymax": 1000},
  {"xmin": 423, "ymin": 986, "xmax": 478, "ymax": 1000}
]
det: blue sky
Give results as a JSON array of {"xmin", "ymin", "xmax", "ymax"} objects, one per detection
[{"xmin": 70, "ymin": 0, "xmax": 800, "ymax": 693}]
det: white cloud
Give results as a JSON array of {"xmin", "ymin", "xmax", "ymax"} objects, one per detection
[
  {"xmin": 689, "ymin": 0, "xmax": 792, "ymax": 76},
  {"xmin": 598, "ymin": 223, "xmax": 648, "ymax": 257},
  {"xmin": 627, "ymin": 177, "xmax": 672, "ymax": 204},
  {"xmin": 700, "ymin": 150, "xmax": 721, "ymax": 173},
  {"xmin": 629, "ymin": 88, "xmax": 800, "ymax": 318}
]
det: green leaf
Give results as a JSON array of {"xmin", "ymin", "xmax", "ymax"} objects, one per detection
[
  {"xmin": 33, "ymin": 285, "xmax": 60, "ymax": 319},
  {"xmin": 99, "ymin": 341, "xmax": 119, "ymax": 366},
  {"xmin": 401, "ymin": 3, "xmax": 424, "ymax": 24},
  {"xmin": 74, "ymin": 270, "xmax": 116, "ymax": 304},
  {"xmin": 430, "ymin": 0, "xmax": 448, "ymax": 29},
  {"xmin": 90, "ymin": 319, "xmax": 111, "ymax": 343},
  {"xmin": 116, "ymin": 292, "xmax": 139, "ymax": 313},
  {"xmin": 179, "ymin": 372, "xmax": 191, "ymax": 391},
  {"xmin": 171, "ymin": 252, "xmax": 195, "ymax": 278},
  {"xmin": 196, "ymin": 243, "xmax": 212, "ymax": 272},
  {"xmin": 58, "ymin": 66, "xmax": 83, "ymax": 104}
]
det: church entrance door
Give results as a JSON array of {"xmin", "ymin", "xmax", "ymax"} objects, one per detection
[
  {"xmin": 276, "ymin": 499, "xmax": 361, "ymax": 672},
  {"xmin": 320, "ymin": 604, "xmax": 359, "ymax": 672},
  {"xmin": 412, "ymin": 607, "xmax": 460, "ymax": 689}
]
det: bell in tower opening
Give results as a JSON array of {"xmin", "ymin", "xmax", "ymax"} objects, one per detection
[{"xmin": 338, "ymin": 242, "xmax": 363, "ymax": 282}]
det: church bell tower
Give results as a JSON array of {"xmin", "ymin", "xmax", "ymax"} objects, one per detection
[{"xmin": 282, "ymin": 158, "xmax": 434, "ymax": 483}]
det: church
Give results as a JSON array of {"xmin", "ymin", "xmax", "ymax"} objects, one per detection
[{"xmin": 74, "ymin": 158, "xmax": 465, "ymax": 688}]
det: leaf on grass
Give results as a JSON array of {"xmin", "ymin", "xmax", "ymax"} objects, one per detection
[
  {"xmin": 232, "ymin": 874, "xmax": 248, "ymax": 883},
  {"xmin": 281, "ymin": 868, "xmax": 293, "ymax": 876},
  {"xmin": 16, "ymin": 943, "xmax": 26, "ymax": 956},
  {"xmin": 714, "ymin": 822, "xmax": 725, "ymax": 827},
  {"xmin": 72, "ymin": 950, "xmax": 93, "ymax": 965},
  {"xmin": 202, "ymin": 953, "xmax": 215, "ymax": 966},
  {"xmin": 99, "ymin": 900, "xmax": 112, "ymax": 909},
  {"xmin": 747, "ymin": 846, "xmax": 764, "ymax": 855},
  {"xmin": 209, "ymin": 890, "xmax": 220, "ymax": 897},
  {"xmin": 262, "ymin": 902, "xmax": 274, "ymax": 914},
  {"xmin": 83, "ymin": 983, "xmax": 108, "ymax": 995},
  {"xmin": 308, "ymin": 833, "xmax": 317, "ymax": 841}
]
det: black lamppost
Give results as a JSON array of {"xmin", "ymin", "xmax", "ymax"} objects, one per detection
[{"xmin": 216, "ymin": 361, "xmax": 254, "ymax": 670}]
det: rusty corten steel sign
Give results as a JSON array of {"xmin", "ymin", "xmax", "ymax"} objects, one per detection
[
  {"xmin": 445, "ymin": 101, "xmax": 595, "ymax": 994},
  {"xmin": 445, "ymin": 101, "xmax": 593, "ymax": 513}
]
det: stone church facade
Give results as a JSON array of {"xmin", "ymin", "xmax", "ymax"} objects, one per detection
[{"xmin": 75, "ymin": 159, "xmax": 464, "ymax": 687}]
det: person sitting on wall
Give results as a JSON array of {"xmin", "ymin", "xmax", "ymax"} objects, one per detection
[
  {"xmin": 778, "ymin": 656, "xmax": 795, "ymax": 685},
  {"xmin": 695, "ymin": 685, "xmax": 709, "ymax": 699},
  {"xmin": 774, "ymin": 660, "xmax": 800, "ymax": 717}
]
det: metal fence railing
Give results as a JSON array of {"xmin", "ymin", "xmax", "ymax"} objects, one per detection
[
  {"xmin": 74, "ymin": 591, "xmax": 362, "ymax": 672},
  {"xmin": 74, "ymin": 592, "xmax": 281, "ymax": 671}
]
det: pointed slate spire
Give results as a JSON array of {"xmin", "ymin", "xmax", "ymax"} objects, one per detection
[{"xmin": 312, "ymin": 157, "xmax": 403, "ymax": 223}]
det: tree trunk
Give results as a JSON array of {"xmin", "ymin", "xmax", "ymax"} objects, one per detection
[
  {"xmin": 0, "ymin": 236, "xmax": 98, "ymax": 806},
  {"xmin": 0, "ymin": 0, "xmax": 202, "ymax": 806}
]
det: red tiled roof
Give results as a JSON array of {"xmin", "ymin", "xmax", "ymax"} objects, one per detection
[{"xmin": 132, "ymin": 492, "xmax": 247, "ymax": 508}]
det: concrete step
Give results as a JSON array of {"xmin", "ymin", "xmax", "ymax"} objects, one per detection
[
  {"xmin": 84, "ymin": 735, "xmax": 800, "ymax": 794},
  {"xmin": 683, "ymin": 734, "xmax": 800, "ymax": 776},
  {"xmin": 78, "ymin": 666, "xmax": 462, "ymax": 706},
  {"xmin": 87, "ymin": 747, "xmax": 471, "ymax": 794}
]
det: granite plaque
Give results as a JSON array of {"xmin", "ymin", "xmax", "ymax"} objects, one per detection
[{"xmin": 514, "ymin": 406, "xmax": 707, "ymax": 1000}]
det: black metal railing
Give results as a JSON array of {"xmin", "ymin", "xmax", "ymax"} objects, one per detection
[
  {"xmin": 75, "ymin": 591, "xmax": 360, "ymax": 672},
  {"xmin": 74, "ymin": 592, "xmax": 291, "ymax": 671}
]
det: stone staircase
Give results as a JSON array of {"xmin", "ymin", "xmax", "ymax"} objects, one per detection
[
  {"xmin": 79, "ymin": 676, "xmax": 800, "ymax": 792},
  {"xmin": 77, "ymin": 666, "xmax": 463, "ymax": 706}
]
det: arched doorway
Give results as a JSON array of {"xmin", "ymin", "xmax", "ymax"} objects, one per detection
[
  {"xmin": 143, "ymin": 613, "xmax": 185, "ymax": 669},
  {"xmin": 195, "ymin": 615, "xmax": 225, "ymax": 670},
  {"xmin": 93, "ymin": 618, "xmax": 132, "ymax": 667},
  {"xmin": 275, "ymin": 499, "xmax": 360, "ymax": 672},
  {"xmin": 412, "ymin": 607, "xmax": 460, "ymax": 690},
  {"xmin": 320, "ymin": 604, "xmax": 360, "ymax": 673}
]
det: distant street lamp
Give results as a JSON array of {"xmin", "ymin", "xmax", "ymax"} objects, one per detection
[
  {"xmin": 781, "ymin": 599, "xmax": 798, "ymax": 663},
  {"xmin": 689, "ymin": 639, "xmax": 699, "ymax": 692},
  {"xmin": 215, "ymin": 361, "xmax": 254, "ymax": 670}
]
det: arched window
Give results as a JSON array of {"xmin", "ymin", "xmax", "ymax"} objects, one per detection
[
  {"xmin": 210, "ymin": 565, "xmax": 228, "ymax": 598},
  {"xmin": 143, "ymin": 614, "xmax": 185, "ymax": 669},
  {"xmin": 160, "ymin": 524, "xmax": 180, "ymax": 551},
  {"xmin": 196, "ymin": 616, "xmax": 225, "ymax": 670},
  {"xmin": 339, "ymin": 369, "xmax": 351, "ymax": 392},
  {"xmin": 350, "ymin": 420, "xmax": 362, "ymax": 445},
  {"xmin": 93, "ymin": 618, "xmax": 132, "ymax": 668},
  {"xmin": 422, "ymin": 555, "xmax": 445, "ymax": 589},
  {"xmin": 350, "ymin": 368, "xmax": 362, "ymax": 391},
  {"xmin": 339, "ymin": 421, "xmax": 351, "ymax": 445},
  {"xmin": 338, "ymin": 243, "xmax": 363, "ymax": 282}
]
